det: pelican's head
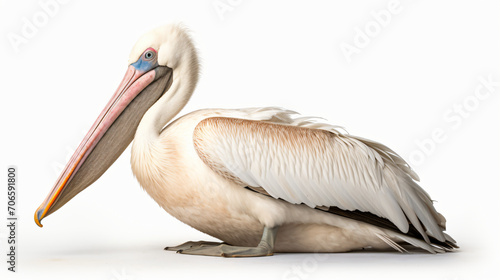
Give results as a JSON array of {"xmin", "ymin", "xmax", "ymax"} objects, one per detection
[{"xmin": 35, "ymin": 24, "xmax": 198, "ymax": 227}]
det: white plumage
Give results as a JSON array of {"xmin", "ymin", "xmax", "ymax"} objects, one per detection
[{"xmin": 131, "ymin": 105, "xmax": 455, "ymax": 254}]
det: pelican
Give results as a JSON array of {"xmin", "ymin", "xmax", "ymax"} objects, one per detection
[{"xmin": 35, "ymin": 24, "xmax": 457, "ymax": 257}]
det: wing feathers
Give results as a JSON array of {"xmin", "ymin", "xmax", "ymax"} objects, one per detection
[{"xmin": 193, "ymin": 109, "xmax": 452, "ymax": 247}]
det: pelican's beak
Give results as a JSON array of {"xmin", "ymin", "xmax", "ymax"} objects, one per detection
[{"xmin": 35, "ymin": 57, "xmax": 173, "ymax": 227}]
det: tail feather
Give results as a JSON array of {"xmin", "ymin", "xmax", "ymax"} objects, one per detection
[
  {"xmin": 375, "ymin": 233, "xmax": 408, "ymax": 253},
  {"xmin": 377, "ymin": 230, "xmax": 458, "ymax": 254}
]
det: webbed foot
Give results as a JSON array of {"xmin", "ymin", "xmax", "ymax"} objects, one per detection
[
  {"xmin": 167, "ymin": 226, "xmax": 278, "ymax": 258},
  {"xmin": 164, "ymin": 241, "xmax": 224, "ymax": 251}
]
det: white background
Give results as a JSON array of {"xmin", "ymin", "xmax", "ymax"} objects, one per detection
[{"xmin": 0, "ymin": 0, "xmax": 499, "ymax": 279}]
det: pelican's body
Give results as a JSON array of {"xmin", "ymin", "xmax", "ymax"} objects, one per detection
[
  {"xmin": 133, "ymin": 108, "xmax": 391, "ymax": 252},
  {"xmin": 35, "ymin": 24, "xmax": 457, "ymax": 256}
]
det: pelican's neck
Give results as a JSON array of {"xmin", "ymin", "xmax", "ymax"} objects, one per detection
[{"xmin": 134, "ymin": 54, "xmax": 199, "ymax": 145}]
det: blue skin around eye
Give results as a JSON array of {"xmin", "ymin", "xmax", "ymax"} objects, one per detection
[{"xmin": 131, "ymin": 56, "xmax": 157, "ymax": 72}]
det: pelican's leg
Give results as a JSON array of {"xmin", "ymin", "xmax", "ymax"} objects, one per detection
[
  {"xmin": 164, "ymin": 241, "xmax": 225, "ymax": 251},
  {"xmin": 174, "ymin": 226, "xmax": 278, "ymax": 257}
]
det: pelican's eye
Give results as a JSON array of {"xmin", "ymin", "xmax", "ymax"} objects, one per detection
[{"xmin": 144, "ymin": 49, "xmax": 156, "ymax": 61}]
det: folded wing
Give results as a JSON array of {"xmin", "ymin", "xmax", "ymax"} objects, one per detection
[{"xmin": 193, "ymin": 113, "xmax": 447, "ymax": 243}]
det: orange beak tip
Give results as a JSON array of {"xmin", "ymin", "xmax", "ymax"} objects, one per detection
[{"xmin": 34, "ymin": 209, "xmax": 44, "ymax": 228}]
